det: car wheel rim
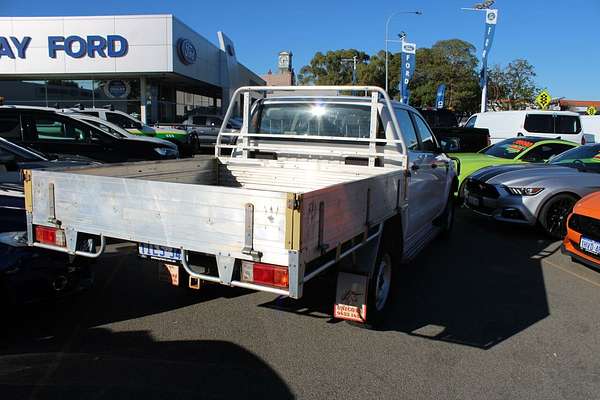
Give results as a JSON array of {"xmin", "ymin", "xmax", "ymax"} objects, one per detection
[
  {"xmin": 375, "ymin": 253, "xmax": 392, "ymax": 311},
  {"xmin": 547, "ymin": 198, "xmax": 575, "ymax": 237}
]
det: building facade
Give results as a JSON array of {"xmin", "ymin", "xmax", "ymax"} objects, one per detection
[
  {"xmin": 261, "ymin": 51, "xmax": 295, "ymax": 86},
  {"xmin": 0, "ymin": 14, "xmax": 264, "ymax": 123}
]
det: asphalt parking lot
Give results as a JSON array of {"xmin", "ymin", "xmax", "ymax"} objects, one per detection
[{"xmin": 1, "ymin": 208, "xmax": 600, "ymax": 399}]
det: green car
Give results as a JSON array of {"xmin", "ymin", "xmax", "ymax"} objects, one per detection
[{"xmin": 455, "ymin": 136, "xmax": 578, "ymax": 195}]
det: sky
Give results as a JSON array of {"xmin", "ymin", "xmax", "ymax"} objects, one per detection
[{"xmin": 1, "ymin": 0, "xmax": 599, "ymax": 99}]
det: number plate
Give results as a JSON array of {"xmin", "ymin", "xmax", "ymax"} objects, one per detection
[
  {"xmin": 467, "ymin": 195, "xmax": 481, "ymax": 207},
  {"xmin": 580, "ymin": 237, "xmax": 600, "ymax": 255},
  {"xmin": 138, "ymin": 243, "xmax": 182, "ymax": 261}
]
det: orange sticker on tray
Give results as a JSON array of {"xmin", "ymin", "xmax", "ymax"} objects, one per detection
[{"xmin": 594, "ymin": 152, "xmax": 600, "ymax": 160}]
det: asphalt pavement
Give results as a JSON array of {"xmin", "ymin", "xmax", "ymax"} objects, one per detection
[{"xmin": 1, "ymin": 208, "xmax": 600, "ymax": 399}]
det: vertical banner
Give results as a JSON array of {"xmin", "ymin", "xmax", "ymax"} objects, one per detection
[
  {"xmin": 480, "ymin": 9, "xmax": 498, "ymax": 87},
  {"xmin": 400, "ymin": 42, "xmax": 416, "ymax": 104},
  {"xmin": 435, "ymin": 84, "xmax": 446, "ymax": 109}
]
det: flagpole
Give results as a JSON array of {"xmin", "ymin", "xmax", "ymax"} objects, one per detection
[{"xmin": 481, "ymin": 67, "xmax": 488, "ymax": 113}]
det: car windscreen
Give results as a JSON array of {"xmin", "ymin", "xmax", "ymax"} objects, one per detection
[
  {"xmin": 482, "ymin": 138, "xmax": 539, "ymax": 159},
  {"xmin": 419, "ymin": 109, "xmax": 457, "ymax": 128},
  {"xmin": 550, "ymin": 145, "xmax": 600, "ymax": 166},
  {"xmin": 249, "ymin": 102, "xmax": 383, "ymax": 139}
]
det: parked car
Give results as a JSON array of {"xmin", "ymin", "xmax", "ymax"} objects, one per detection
[
  {"xmin": 455, "ymin": 137, "xmax": 578, "ymax": 195},
  {"xmin": 0, "ymin": 106, "xmax": 179, "ymax": 163},
  {"xmin": 159, "ymin": 114, "xmax": 241, "ymax": 150},
  {"xmin": 418, "ymin": 108, "xmax": 490, "ymax": 153},
  {"xmin": 65, "ymin": 112, "xmax": 179, "ymax": 157},
  {"xmin": 0, "ymin": 138, "xmax": 97, "ymax": 306},
  {"xmin": 563, "ymin": 191, "xmax": 600, "ymax": 270},
  {"xmin": 465, "ymin": 110, "xmax": 595, "ymax": 145},
  {"xmin": 464, "ymin": 144, "xmax": 600, "ymax": 238},
  {"xmin": 580, "ymin": 115, "xmax": 600, "ymax": 143},
  {"xmin": 69, "ymin": 107, "xmax": 197, "ymax": 155}
]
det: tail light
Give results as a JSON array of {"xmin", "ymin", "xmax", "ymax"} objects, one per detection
[
  {"xmin": 581, "ymin": 136, "xmax": 586, "ymax": 145},
  {"xmin": 241, "ymin": 261, "xmax": 288, "ymax": 288},
  {"xmin": 35, "ymin": 225, "xmax": 66, "ymax": 247},
  {"xmin": 486, "ymin": 134, "xmax": 491, "ymax": 146}
]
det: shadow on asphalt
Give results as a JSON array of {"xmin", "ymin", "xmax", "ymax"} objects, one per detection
[
  {"xmin": 260, "ymin": 208, "xmax": 555, "ymax": 349},
  {"xmin": 0, "ymin": 329, "xmax": 293, "ymax": 399},
  {"xmin": 380, "ymin": 208, "xmax": 554, "ymax": 349}
]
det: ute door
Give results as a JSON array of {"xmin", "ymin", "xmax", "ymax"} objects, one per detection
[
  {"xmin": 395, "ymin": 108, "xmax": 431, "ymax": 236},
  {"xmin": 410, "ymin": 111, "xmax": 449, "ymax": 218}
]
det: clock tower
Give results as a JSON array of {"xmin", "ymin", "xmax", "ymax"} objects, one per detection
[{"xmin": 277, "ymin": 51, "xmax": 292, "ymax": 73}]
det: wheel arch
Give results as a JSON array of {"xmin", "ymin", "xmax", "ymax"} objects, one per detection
[{"xmin": 534, "ymin": 190, "xmax": 581, "ymax": 220}]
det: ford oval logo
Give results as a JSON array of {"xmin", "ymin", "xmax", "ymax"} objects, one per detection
[
  {"xmin": 403, "ymin": 44, "xmax": 416, "ymax": 52},
  {"xmin": 177, "ymin": 38, "xmax": 197, "ymax": 65}
]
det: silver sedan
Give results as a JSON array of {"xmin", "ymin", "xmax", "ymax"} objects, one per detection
[{"xmin": 464, "ymin": 144, "xmax": 600, "ymax": 238}]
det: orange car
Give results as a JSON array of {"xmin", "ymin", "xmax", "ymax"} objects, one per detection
[{"xmin": 563, "ymin": 192, "xmax": 600, "ymax": 270}]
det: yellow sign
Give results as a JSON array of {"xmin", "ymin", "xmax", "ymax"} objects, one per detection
[
  {"xmin": 587, "ymin": 106, "xmax": 597, "ymax": 116},
  {"xmin": 535, "ymin": 90, "xmax": 551, "ymax": 110}
]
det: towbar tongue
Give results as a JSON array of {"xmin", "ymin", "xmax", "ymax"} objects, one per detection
[{"xmin": 334, "ymin": 272, "xmax": 368, "ymax": 323}]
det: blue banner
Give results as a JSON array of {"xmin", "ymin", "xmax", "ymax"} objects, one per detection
[
  {"xmin": 480, "ymin": 9, "xmax": 498, "ymax": 87},
  {"xmin": 435, "ymin": 84, "xmax": 446, "ymax": 109},
  {"xmin": 400, "ymin": 42, "xmax": 416, "ymax": 104}
]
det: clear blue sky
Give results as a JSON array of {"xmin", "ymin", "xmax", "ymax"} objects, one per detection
[{"xmin": 2, "ymin": 0, "xmax": 599, "ymax": 99}]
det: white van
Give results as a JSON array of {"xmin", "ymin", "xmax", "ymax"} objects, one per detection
[
  {"xmin": 465, "ymin": 110, "xmax": 595, "ymax": 145},
  {"xmin": 580, "ymin": 115, "xmax": 600, "ymax": 143}
]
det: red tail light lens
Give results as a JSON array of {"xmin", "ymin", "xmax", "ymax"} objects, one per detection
[
  {"xmin": 241, "ymin": 261, "xmax": 288, "ymax": 288},
  {"xmin": 35, "ymin": 225, "xmax": 66, "ymax": 247},
  {"xmin": 581, "ymin": 136, "xmax": 586, "ymax": 145}
]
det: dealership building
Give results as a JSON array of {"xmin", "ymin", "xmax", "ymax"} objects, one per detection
[{"xmin": 0, "ymin": 14, "xmax": 264, "ymax": 123}]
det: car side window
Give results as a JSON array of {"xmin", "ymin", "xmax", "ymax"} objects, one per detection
[
  {"xmin": 520, "ymin": 143, "xmax": 576, "ymax": 163},
  {"xmin": 192, "ymin": 116, "xmax": 207, "ymax": 126},
  {"xmin": 81, "ymin": 111, "xmax": 100, "ymax": 117},
  {"xmin": 411, "ymin": 113, "xmax": 438, "ymax": 152},
  {"xmin": 394, "ymin": 109, "xmax": 420, "ymax": 151},
  {"xmin": 0, "ymin": 113, "xmax": 22, "ymax": 140},
  {"xmin": 106, "ymin": 112, "xmax": 142, "ymax": 130},
  {"xmin": 32, "ymin": 115, "xmax": 80, "ymax": 141},
  {"xmin": 465, "ymin": 116, "xmax": 476, "ymax": 128}
]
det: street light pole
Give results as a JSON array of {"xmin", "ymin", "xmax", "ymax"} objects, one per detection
[{"xmin": 385, "ymin": 10, "xmax": 422, "ymax": 93}]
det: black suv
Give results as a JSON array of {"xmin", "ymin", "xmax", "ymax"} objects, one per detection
[{"xmin": 0, "ymin": 107, "xmax": 178, "ymax": 163}]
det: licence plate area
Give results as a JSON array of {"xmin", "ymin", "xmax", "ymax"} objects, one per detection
[
  {"xmin": 139, "ymin": 243, "xmax": 182, "ymax": 262},
  {"xmin": 467, "ymin": 195, "xmax": 481, "ymax": 207},
  {"xmin": 580, "ymin": 237, "xmax": 600, "ymax": 255}
]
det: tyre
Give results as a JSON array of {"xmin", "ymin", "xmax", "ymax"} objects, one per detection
[
  {"xmin": 360, "ymin": 249, "xmax": 394, "ymax": 328},
  {"xmin": 538, "ymin": 193, "xmax": 578, "ymax": 239},
  {"xmin": 439, "ymin": 194, "xmax": 455, "ymax": 237}
]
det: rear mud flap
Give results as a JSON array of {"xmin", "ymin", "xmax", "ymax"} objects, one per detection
[{"xmin": 334, "ymin": 272, "xmax": 368, "ymax": 323}]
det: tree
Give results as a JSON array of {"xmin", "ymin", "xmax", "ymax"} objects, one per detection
[
  {"xmin": 297, "ymin": 49, "xmax": 370, "ymax": 85},
  {"xmin": 409, "ymin": 39, "xmax": 480, "ymax": 113},
  {"xmin": 488, "ymin": 59, "xmax": 538, "ymax": 110}
]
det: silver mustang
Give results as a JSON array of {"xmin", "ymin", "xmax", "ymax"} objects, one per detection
[{"xmin": 464, "ymin": 144, "xmax": 600, "ymax": 238}]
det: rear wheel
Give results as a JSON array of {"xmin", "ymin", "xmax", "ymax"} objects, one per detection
[
  {"xmin": 539, "ymin": 193, "xmax": 578, "ymax": 239},
  {"xmin": 361, "ymin": 249, "xmax": 394, "ymax": 328}
]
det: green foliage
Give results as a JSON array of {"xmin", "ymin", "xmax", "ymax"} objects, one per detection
[
  {"xmin": 297, "ymin": 49, "xmax": 370, "ymax": 85},
  {"xmin": 488, "ymin": 59, "xmax": 538, "ymax": 110}
]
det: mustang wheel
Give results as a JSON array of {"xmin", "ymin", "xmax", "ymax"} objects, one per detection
[{"xmin": 539, "ymin": 193, "xmax": 578, "ymax": 239}]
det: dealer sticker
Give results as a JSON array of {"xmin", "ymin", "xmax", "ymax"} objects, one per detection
[{"xmin": 334, "ymin": 272, "xmax": 368, "ymax": 323}]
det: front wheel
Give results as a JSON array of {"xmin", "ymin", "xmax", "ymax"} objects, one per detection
[{"xmin": 538, "ymin": 193, "xmax": 578, "ymax": 239}]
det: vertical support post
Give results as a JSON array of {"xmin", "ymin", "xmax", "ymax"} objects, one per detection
[
  {"xmin": 241, "ymin": 91, "xmax": 251, "ymax": 159},
  {"xmin": 140, "ymin": 76, "xmax": 147, "ymax": 124},
  {"xmin": 368, "ymin": 91, "xmax": 379, "ymax": 167}
]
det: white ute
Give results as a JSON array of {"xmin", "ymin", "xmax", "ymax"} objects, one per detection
[{"xmin": 23, "ymin": 86, "xmax": 457, "ymax": 327}]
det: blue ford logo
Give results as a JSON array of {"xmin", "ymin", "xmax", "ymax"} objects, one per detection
[{"xmin": 177, "ymin": 38, "xmax": 197, "ymax": 65}]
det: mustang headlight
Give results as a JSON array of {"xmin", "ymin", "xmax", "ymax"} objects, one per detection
[
  {"xmin": 506, "ymin": 187, "xmax": 544, "ymax": 196},
  {"xmin": 154, "ymin": 147, "xmax": 178, "ymax": 157}
]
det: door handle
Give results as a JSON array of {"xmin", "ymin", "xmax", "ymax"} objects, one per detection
[{"xmin": 411, "ymin": 164, "xmax": 420, "ymax": 171}]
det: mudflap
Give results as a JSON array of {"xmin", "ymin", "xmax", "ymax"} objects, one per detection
[
  {"xmin": 333, "ymin": 227, "xmax": 382, "ymax": 323},
  {"xmin": 334, "ymin": 272, "xmax": 369, "ymax": 322}
]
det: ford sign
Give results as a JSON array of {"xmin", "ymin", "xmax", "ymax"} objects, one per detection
[{"xmin": 177, "ymin": 38, "xmax": 197, "ymax": 65}]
